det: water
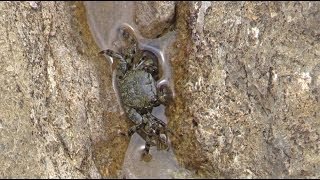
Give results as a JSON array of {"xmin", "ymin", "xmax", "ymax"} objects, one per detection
[{"xmin": 84, "ymin": 2, "xmax": 189, "ymax": 178}]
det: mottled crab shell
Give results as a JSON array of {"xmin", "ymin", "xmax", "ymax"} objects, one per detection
[{"xmin": 119, "ymin": 70, "xmax": 158, "ymax": 109}]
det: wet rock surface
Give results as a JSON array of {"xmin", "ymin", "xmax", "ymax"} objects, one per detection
[{"xmin": 0, "ymin": 1, "xmax": 319, "ymax": 179}]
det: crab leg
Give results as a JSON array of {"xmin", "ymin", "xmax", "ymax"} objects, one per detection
[
  {"xmin": 144, "ymin": 113, "xmax": 172, "ymax": 150},
  {"xmin": 144, "ymin": 135, "xmax": 152, "ymax": 155},
  {"xmin": 99, "ymin": 49, "xmax": 126, "ymax": 63},
  {"xmin": 127, "ymin": 123, "xmax": 144, "ymax": 136},
  {"xmin": 99, "ymin": 49, "xmax": 128, "ymax": 79}
]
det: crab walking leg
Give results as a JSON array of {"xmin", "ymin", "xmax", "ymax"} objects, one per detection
[
  {"xmin": 154, "ymin": 127, "xmax": 170, "ymax": 151},
  {"xmin": 144, "ymin": 112, "xmax": 166, "ymax": 127},
  {"xmin": 146, "ymin": 112, "xmax": 171, "ymax": 135},
  {"xmin": 157, "ymin": 84, "xmax": 173, "ymax": 106},
  {"xmin": 140, "ymin": 133, "xmax": 154, "ymax": 162},
  {"xmin": 124, "ymin": 107, "xmax": 148, "ymax": 137},
  {"xmin": 99, "ymin": 49, "xmax": 128, "ymax": 79},
  {"xmin": 99, "ymin": 49, "xmax": 126, "ymax": 63},
  {"xmin": 144, "ymin": 134, "xmax": 152, "ymax": 155},
  {"xmin": 127, "ymin": 123, "xmax": 144, "ymax": 136},
  {"xmin": 155, "ymin": 128, "xmax": 165, "ymax": 150},
  {"xmin": 148, "ymin": 113, "xmax": 174, "ymax": 136},
  {"xmin": 144, "ymin": 113, "xmax": 171, "ymax": 150}
]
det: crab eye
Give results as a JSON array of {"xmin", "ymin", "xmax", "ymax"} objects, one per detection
[{"xmin": 152, "ymin": 97, "xmax": 157, "ymax": 102}]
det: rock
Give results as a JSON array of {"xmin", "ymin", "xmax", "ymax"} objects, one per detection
[
  {"xmin": 134, "ymin": 1, "xmax": 176, "ymax": 38},
  {"xmin": 0, "ymin": 1, "xmax": 115, "ymax": 178},
  {"xmin": 1, "ymin": 1, "xmax": 319, "ymax": 179},
  {"xmin": 168, "ymin": 1, "xmax": 320, "ymax": 178}
]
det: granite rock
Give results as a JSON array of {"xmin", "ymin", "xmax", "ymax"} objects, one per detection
[
  {"xmin": 0, "ymin": 1, "xmax": 114, "ymax": 178},
  {"xmin": 168, "ymin": 1, "xmax": 320, "ymax": 178},
  {"xmin": 1, "ymin": 1, "xmax": 319, "ymax": 179},
  {"xmin": 134, "ymin": 1, "xmax": 176, "ymax": 38}
]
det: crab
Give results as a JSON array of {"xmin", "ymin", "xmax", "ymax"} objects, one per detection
[{"xmin": 99, "ymin": 27, "xmax": 172, "ymax": 160}]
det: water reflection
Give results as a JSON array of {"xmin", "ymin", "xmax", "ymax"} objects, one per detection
[
  {"xmin": 84, "ymin": 1, "xmax": 189, "ymax": 178},
  {"xmin": 121, "ymin": 133, "xmax": 180, "ymax": 179}
]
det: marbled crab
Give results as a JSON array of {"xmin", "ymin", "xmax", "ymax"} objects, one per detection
[{"xmin": 99, "ymin": 27, "xmax": 172, "ymax": 160}]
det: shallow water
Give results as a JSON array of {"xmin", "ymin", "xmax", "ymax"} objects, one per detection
[{"xmin": 84, "ymin": 1, "xmax": 189, "ymax": 178}]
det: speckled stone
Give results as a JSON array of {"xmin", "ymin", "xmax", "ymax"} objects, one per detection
[
  {"xmin": 134, "ymin": 1, "xmax": 176, "ymax": 38},
  {"xmin": 168, "ymin": 1, "xmax": 320, "ymax": 178},
  {"xmin": 1, "ymin": 1, "xmax": 319, "ymax": 179},
  {"xmin": 0, "ymin": 1, "xmax": 111, "ymax": 178}
]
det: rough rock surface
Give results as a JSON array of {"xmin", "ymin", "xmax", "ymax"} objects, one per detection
[
  {"xmin": 0, "ymin": 1, "xmax": 118, "ymax": 178},
  {"xmin": 168, "ymin": 1, "xmax": 320, "ymax": 178},
  {"xmin": 1, "ymin": 1, "xmax": 320, "ymax": 179},
  {"xmin": 135, "ymin": 1, "xmax": 176, "ymax": 38}
]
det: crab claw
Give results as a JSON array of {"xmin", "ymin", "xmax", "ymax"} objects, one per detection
[{"xmin": 158, "ymin": 84, "xmax": 173, "ymax": 105}]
